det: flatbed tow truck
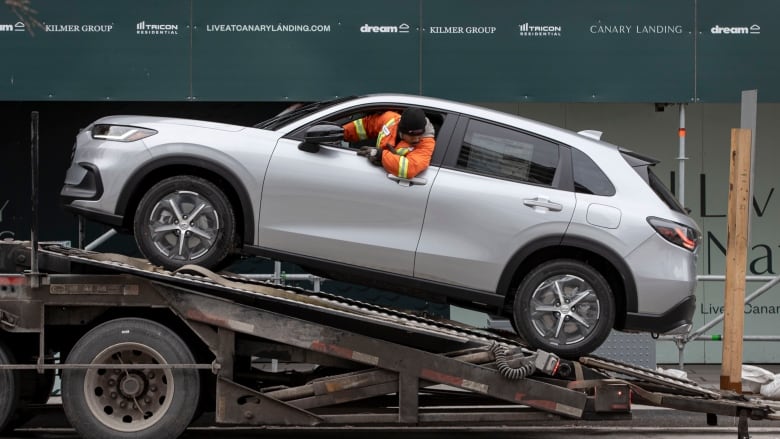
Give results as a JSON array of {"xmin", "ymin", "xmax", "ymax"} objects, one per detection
[{"xmin": 0, "ymin": 241, "xmax": 778, "ymax": 439}]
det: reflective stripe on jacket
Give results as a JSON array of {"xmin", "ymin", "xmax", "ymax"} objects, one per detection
[
  {"xmin": 344, "ymin": 111, "xmax": 436, "ymax": 179},
  {"xmin": 343, "ymin": 111, "xmax": 401, "ymax": 148}
]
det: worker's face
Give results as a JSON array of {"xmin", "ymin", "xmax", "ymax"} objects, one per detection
[{"xmin": 401, "ymin": 133, "xmax": 422, "ymax": 144}]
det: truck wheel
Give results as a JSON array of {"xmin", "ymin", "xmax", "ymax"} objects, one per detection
[
  {"xmin": 62, "ymin": 318, "xmax": 200, "ymax": 439},
  {"xmin": 0, "ymin": 340, "xmax": 21, "ymax": 433},
  {"xmin": 512, "ymin": 259, "xmax": 614, "ymax": 359},
  {"xmin": 134, "ymin": 175, "xmax": 235, "ymax": 271}
]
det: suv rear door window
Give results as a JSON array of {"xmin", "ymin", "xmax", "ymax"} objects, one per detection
[{"xmin": 456, "ymin": 119, "xmax": 558, "ymax": 186}]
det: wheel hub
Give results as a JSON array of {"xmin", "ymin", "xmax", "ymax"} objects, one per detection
[
  {"xmin": 529, "ymin": 274, "xmax": 601, "ymax": 346},
  {"xmin": 82, "ymin": 343, "xmax": 174, "ymax": 432},
  {"xmin": 147, "ymin": 190, "xmax": 220, "ymax": 261},
  {"xmin": 119, "ymin": 373, "xmax": 145, "ymax": 399}
]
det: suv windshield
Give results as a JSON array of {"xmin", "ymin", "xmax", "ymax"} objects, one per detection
[
  {"xmin": 621, "ymin": 150, "xmax": 686, "ymax": 214},
  {"xmin": 254, "ymin": 96, "xmax": 355, "ymax": 130}
]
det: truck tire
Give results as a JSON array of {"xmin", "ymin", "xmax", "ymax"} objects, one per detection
[
  {"xmin": 62, "ymin": 318, "xmax": 200, "ymax": 439},
  {"xmin": 0, "ymin": 340, "xmax": 21, "ymax": 433},
  {"xmin": 134, "ymin": 175, "xmax": 236, "ymax": 271},
  {"xmin": 512, "ymin": 259, "xmax": 614, "ymax": 359}
]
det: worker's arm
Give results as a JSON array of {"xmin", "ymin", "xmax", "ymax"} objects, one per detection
[{"xmin": 381, "ymin": 137, "xmax": 435, "ymax": 179}]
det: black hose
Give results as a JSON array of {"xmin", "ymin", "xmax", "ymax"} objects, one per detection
[{"xmin": 490, "ymin": 342, "xmax": 536, "ymax": 380}]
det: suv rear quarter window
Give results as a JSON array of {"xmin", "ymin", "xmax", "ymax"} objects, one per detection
[{"xmin": 572, "ymin": 148, "xmax": 615, "ymax": 196}]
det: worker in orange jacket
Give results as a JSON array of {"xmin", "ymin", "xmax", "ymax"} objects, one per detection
[{"xmin": 343, "ymin": 107, "xmax": 435, "ymax": 179}]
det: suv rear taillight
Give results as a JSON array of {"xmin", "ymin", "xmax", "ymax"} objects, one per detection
[{"xmin": 647, "ymin": 217, "xmax": 699, "ymax": 251}]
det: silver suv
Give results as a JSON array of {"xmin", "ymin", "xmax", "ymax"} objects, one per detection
[{"xmin": 61, "ymin": 94, "xmax": 701, "ymax": 357}]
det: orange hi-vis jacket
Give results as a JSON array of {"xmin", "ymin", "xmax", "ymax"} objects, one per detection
[{"xmin": 343, "ymin": 111, "xmax": 435, "ymax": 179}]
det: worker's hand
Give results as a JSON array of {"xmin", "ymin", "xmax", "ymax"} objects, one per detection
[
  {"xmin": 356, "ymin": 146, "xmax": 373, "ymax": 157},
  {"xmin": 368, "ymin": 148, "xmax": 383, "ymax": 166}
]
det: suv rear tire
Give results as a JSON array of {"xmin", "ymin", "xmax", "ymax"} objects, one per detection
[{"xmin": 512, "ymin": 259, "xmax": 614, "ymax": 358}]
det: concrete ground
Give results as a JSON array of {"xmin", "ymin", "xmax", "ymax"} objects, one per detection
[{"xmin": 665, "ymin": 363, "xmax": 780, "ymax": 393}]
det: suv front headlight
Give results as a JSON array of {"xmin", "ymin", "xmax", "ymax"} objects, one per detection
[{"xmin": 91, "ymin": 124, "xmax": 157, "ymax": 142}]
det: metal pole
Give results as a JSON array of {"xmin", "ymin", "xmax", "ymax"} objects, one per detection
[
  {"xmin": 84, "ymin": 228, "xmax": 118, "ymax": 251},
  {"xmin": 678, "ymin": 104, "xmax": 687, "ymax": 206},
  {"xmin": 78, "ymin": 215, "xmax": 86, "ymax": 249},
  {"xmin": 740, "ymin": 90, "xmax": 758, "ymax": 245},
  {"xmin": 29, "ymin": 111, "xmax": 39, "ymax": 288}
]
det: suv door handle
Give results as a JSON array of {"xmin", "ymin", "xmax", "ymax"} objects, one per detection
[
  {"xmin": 523, "ymin": 197, "xmax": 563, "ymax": 212},
  {"xmin": 386, "ymin": 174, "xmax": 428, "ymax": 187}
]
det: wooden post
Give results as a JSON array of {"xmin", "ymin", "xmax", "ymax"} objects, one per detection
[{"xmin": 720, "ymin": 128, "xmax": 752, "ymax": 393}]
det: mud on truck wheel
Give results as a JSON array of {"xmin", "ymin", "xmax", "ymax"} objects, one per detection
[{"xmin": 62, "ymin": 318, "xmax": 201, "ymax": 439}]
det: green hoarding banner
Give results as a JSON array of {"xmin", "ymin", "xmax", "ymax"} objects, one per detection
[
  {"xmin": 191, "ymin": 0, "xmax": 421, "ymax": 100},
  {"xmin": 0, "ymin": 0, "xmax": 190, "ymax": 101},
  {"xmin": 0, "ymin": 0, "xmax": 776, "ymax": 102},
  {"xmin": 421, "ymin": 0, "xmax": 694, "ymax": 102},
  {"xmin": 697, "ymin": 0, "xmax": 780, "ymax": 102}
]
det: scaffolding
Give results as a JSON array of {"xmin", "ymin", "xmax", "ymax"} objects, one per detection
[{"xmin": 662, "ymin": 274, "xmax": 780, "ymax": 368}]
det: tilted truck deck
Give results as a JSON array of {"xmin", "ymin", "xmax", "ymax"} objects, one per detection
[{"xmin": 0, "ymin": 241, "xmax": 777, "ymax": 439}]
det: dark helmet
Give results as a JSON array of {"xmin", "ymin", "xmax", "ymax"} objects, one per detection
[{"xmin": 398, "ymin": 107, "xmax": 426, "ymax": 135}]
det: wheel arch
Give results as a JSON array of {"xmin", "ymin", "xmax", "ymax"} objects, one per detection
[
  {"xmin": 115, "ymin": 157, "xmax": 254, "ymax": 245},
  {"xmin": 498, "ymin": 235, "xmax": 637, "ymax": 329}
]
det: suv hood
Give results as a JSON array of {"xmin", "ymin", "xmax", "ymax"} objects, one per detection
[{"xmin": 91, "ymin": 115, "xmax": 246, "ymax": 133}]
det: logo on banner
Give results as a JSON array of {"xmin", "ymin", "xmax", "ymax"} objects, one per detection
[
  {"xmin": 360, "ymin": 23, "xmax": 411, "ymax": 34},
  {"xmin": 205, "ymin": 23, "xmax": 332, "ymax": 32},
  {"xmin": 136, "ymin": 21, "xmax": 179, "ymax": 35},
  {"xmin": 44, "ymin": 24, "xmax": 114, "ymax": 33},
  {"xmin": 0, "ymin": 22, "xmax": 25, "ymax": 32},
  {"xmin": 428, "ymin": 26, "xmax": 497, "ymax": 35},
  {"xmin": 710, "ymin": 24, "xmax": 760, "ymax": 35},
  {"xmin": 517, "ymin": 22, "xmax": 562, "ymax": 37},
  {"xmin": 589, "ymin": 24, "xmax": 685, "ymax": 35}
]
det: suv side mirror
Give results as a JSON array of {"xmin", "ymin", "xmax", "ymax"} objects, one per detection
[
  {"xmin": 305, "ymin": 123, "xmax": 344, "ymax": 142},
  {"xmin": 299, "ymin": 123, "xmax": 345, "ymax": 153}
]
